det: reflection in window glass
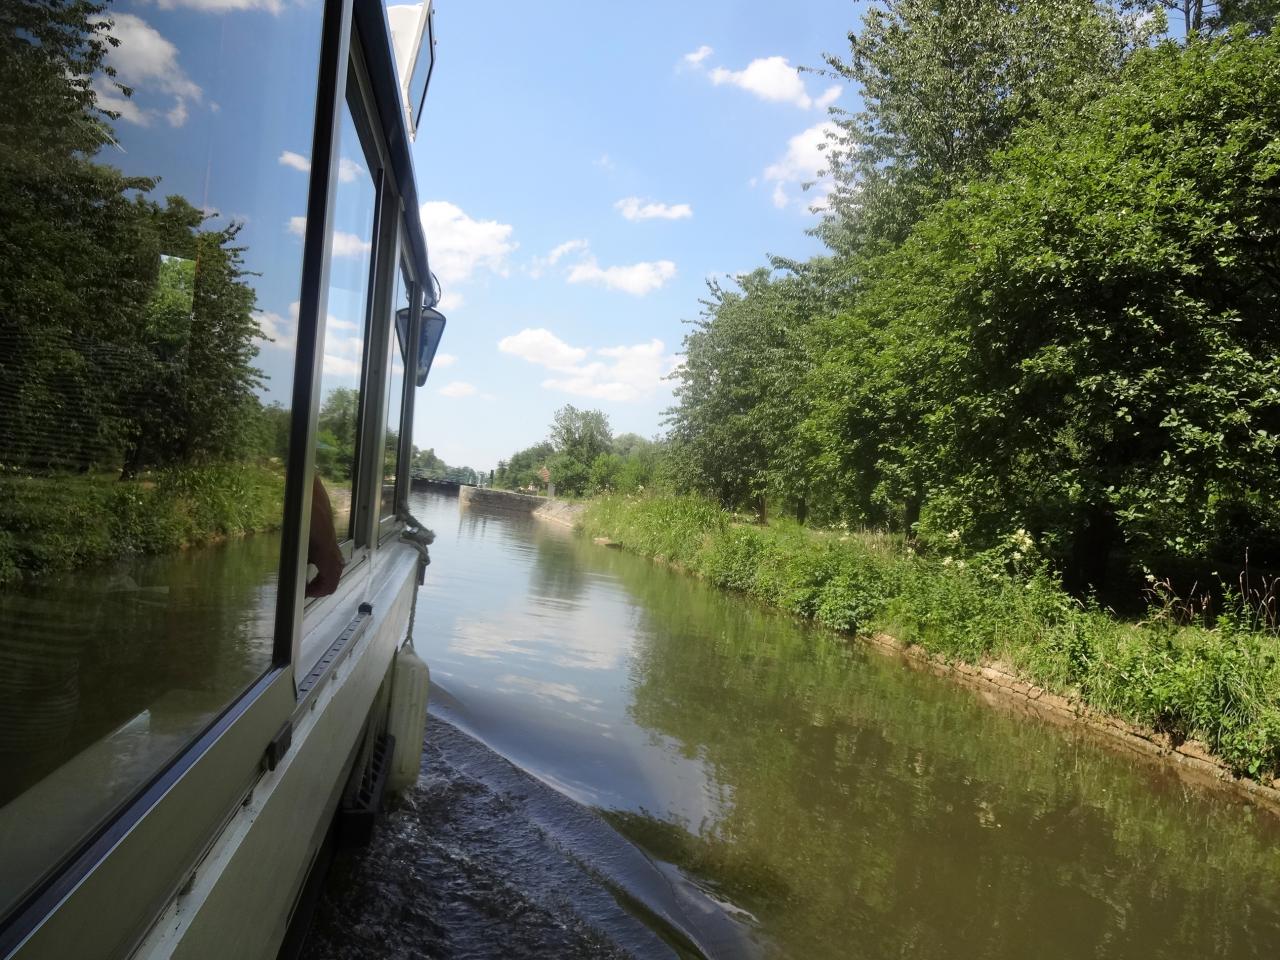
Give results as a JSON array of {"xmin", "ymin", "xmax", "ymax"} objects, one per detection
[
  {"xmin": 381, "ymin": 266, "xmax": 410, "ymax": 522},
  {"xmin": 313, "ymin": 101, "xmax": 377, "ymax": 543},
  {"xmin": 0, "ymin": 0, "xmax": 323, "ymax": 916}
]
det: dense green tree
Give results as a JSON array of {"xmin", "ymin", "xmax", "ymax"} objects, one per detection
[
  {"xmin": 122, "ymin": 198, "xmax": 266, "ymax": 474},
  {"xmin": 250, "ymin": 402, "xmax": 292, "ymax": 462},
  {"xmin": 533, "ymin": 405, "xmax": 612, "ymax": 496},
  {"xmin": 604, "ymin": 434, "xmax": 663, "ymax": 494},
  {"xmin": 0, "ymin": 0, "xmax": 160, "ymax": 471},
  {"xmin": 548, "ymin": 405, "xmax": 612, "ymax": 465},
  {"xmin": 814, "ymin": 0, "xmax": 1137, "ymax": 254},
  {"xmin": 1133, "ymin": 0, "xmax": 1280, "ymax": 33},
  {"xmin": 493, "ymin": 441, "xmax": 555, "ymax": 490},
  {"xmin": 809, "ymin": 30, "xmax": 1280, "ymax": 587},
  {"xmin": 667, "ymin": 264, "xmax": 830, "ymax": 520},
  {"xmin": 315, "ymin": 387, "xmax": 359, "ymax": 480},
  {"xmin": 1, "ymin": 2, "xmax": 269, "ymax": 477}
]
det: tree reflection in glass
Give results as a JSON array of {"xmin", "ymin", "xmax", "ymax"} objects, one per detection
[
  {"xmin": 0, "ymin": 0, "xmax": 322, "ymax": 916},
  {"xmin": 381, "ymin": 265, "xmax": 410, "ymax": 522},
  {"xmin": 313, "ymin": 101, "xmax": 377, "ymax": 543}
]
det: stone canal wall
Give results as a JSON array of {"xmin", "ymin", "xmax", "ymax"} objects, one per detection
[
  {"xmin": 455, "ymin": 487, "xmax": 586, "ymax": 528},
  {"xmin": 457, "ymin": 486, "xmax": 544, "ymax": 513},
  {"xmin": 532, "ymin": 500, "xmax": 585, "ymax": 528}
]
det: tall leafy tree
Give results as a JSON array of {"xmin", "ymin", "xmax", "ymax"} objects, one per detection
[
  {"xmin": 812, "ymin": 30, "xmax": 1280, "ymax": 586},
  {"xmin": 548, "ymin": 405, "xmax": 613, "ymax": 465},
  {"xmin": 814, "ymin": 0, "xmax": 1138, "ymax": 254},
  {"xmin": 0, "ymin": 0, "xmax": 159, "ymax": 471},
  {"xmin": 1132, "ymin": 0, "xmax": 1280, "ymax": 33},
  {"xmin": 123, "ymin": 197, "xmax": 266, "ymax": 473},
  {"xmin": 493, "ymin": 441, "xmax": 555, "ymax": 490},
  {"xmin": 316, "ymin": 387, "xmax": 359, "ymax": 480},
  {"xmin": 667, "ymin": 263, "xmax": 830, "ymax": 520},
  {"xmin": 1, "ymin": 2, "xmax": 270, "ymax": 476}
]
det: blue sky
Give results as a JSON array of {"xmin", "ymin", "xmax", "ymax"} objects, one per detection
[
  {"xmin": 91, "ymin": 0, "xmax": 870, "ymax": 473},
  {"xmin": 407, "ymin": 0, "xmax": 870, "ymax": 470}
]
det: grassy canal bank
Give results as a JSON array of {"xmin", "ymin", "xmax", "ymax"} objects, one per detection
[
  {"xmin": 580, "ymin": 494, "xmax": 1280, "ymax": 791},
  {"xmin": 0, "ymin": 464, "xmax": 284, "ymax": 584}
]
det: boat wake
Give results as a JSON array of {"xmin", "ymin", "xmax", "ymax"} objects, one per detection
[{"xmin": 300, "ymin": 709, "xmax": 760, "ymax": 960}]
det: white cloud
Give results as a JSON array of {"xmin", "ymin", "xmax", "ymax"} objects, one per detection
[
  {"xmin": 279, "ymin": 153, "xmax": 361, "ymax": 182},
  {"xmin": 529, "ymin": 240, "xmax": 677, "ymax": 295},
  {"xmin": 498, "ymin": 329, "xmax": 587, "ymax": 371},
  {"xmin": 93, "ymin": 86, "xmax": 151, "ymax": 126},
  {"xmin": 95, "ymin": 13, "xmax": 202, "ymax": 126},
  {"xmin": 338, "ymin": 157, "xmax": 363, "ymax": 183},
  {"xmin": 547, "ymin": 239, "xmax": 589, "ymax": 263},
  {"xmin": 287, "ymin": 216, "xmax": 371, "ymax": 257},
  {"xmin": 439, "ymin": 381, "xmax": 478, "ymax": 397},
  {"xmin": 762, "ymin": 120, "xmax": 838, "ymax": 211},
  {"xmin": 253, "ymin": 310, "xmax": 294, "ymax": 351},
  {"xmin": 595, "ymin": 153, "xmax": 615, "ymax": 170},
  {"xmin": 279, "ymin": 151, "xmax": 310, "ymax": 173},
  {"xmin": 682, "ymin": 44, "xmax": 714, "ymax": 66},
  {"xmin": 166, "ymin": 99, "xmax": 188, "ymax": 127},
  {"xmin": 706, "ymin": 55, "xmax": 840, "ymax": 111},
  {"xmin": 419, "ymin": 201, "xmax": 517, "ymax": 288},
  {"xmin": 615, "ymin": 197, "xmax": 692, "ymax": 221},
  {"xmin": 437, "ymin": 289, "xmax": 464, "ymax": 311},
  {"xmin": 254, "ymin": 301, "xmax": 364, "ymax": 357},
  {"xmin": 527, "ymin": 238, "xmax": 589, "ymax": 279},
  {"xmin": 814, "ymin": 86, "xmax": 842, "ymax": 110},
  {"xmin": 331, "ymin": 232, "xmax": 372, "ymax": 257},
  {"xmin": 500, "ymin": 328, "xmax": 677, "ymax": 403},
  {"xmin": 434, "ymin": 353, "xmax": 458, "ymax": 368},
  {"xmin": 323, "ymin": 354, "xmax": 362, "ymax": 377},
  {"xmin": 154, "ymin": 0, "xmax": 283, "ymax": 13},
  {"xmin": 567, "ymin": 257, "xmax": 676, "ymax": 296}
]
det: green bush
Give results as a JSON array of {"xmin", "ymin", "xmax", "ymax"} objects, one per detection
[{"xmin": 0, "ymin": 463, "xmax": 285, "ymax": 584}]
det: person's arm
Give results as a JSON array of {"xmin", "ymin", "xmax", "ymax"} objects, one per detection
[{"xmin": 306, "ymin": 473, "xmax": 344, "ymax": 598}]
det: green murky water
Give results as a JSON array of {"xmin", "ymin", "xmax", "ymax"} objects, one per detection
[{"xmin": 411, "ymin": 490, "xmax": 1280, "ymax": 959}]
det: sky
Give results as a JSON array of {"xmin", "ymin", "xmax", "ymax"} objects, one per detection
[
  {"xmin": 88, "ymin": 0, "xmax": 870, "ymax": 475},
  {"xmin": 405, "ymin": 0, "xmax": 870, "ymax": 471}
]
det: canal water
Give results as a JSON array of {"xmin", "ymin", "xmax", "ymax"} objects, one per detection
[{"xmin": 305, "ymin": 490, "xmax": 1280, "ymax": 959}]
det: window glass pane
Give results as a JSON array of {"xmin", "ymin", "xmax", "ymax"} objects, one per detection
[
  {"xmin": 381, "ymin": 266, "xmax": 410, "ymax": 522},
  {"xmin": 409, "ymin": 21, "xmax": 434, "ymax": 128},
  {"xmin": 0, "ymin": 0, "xmax": 322, "ymax": 915},
  {"xmin": 313, "ymin": 101, "xmax": 377, "ymax": 544}
]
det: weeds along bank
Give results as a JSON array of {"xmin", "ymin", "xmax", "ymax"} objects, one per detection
[
  {"xmin": 581, "ymin": 494, "xmax": 1280, "ymax": 786},
  {"xmin": 0, "ymin": 463, "xmax": 285, "ymax": 584}
]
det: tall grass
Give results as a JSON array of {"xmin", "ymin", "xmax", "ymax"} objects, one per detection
[
  {"xmin": 0, "ymin": 463, "xmax": 285, "ymax": 583},
  {"xmin": 583, "ymin": 494, "xmax": 1280, "ymax": 781}
]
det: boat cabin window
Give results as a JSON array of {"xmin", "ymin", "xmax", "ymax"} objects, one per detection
[
  {"xmin": 0, "ymin": 0, "xmax": 324, "ymax": 920},
  {"xmin": 380, "ymin": 261, "xmax": 413, "ymax": 526},
  {"xmin": 312, "ymin": 93, "xmax": 380, "ymax": 552}
]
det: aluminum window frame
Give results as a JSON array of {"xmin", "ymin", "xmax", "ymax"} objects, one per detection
[
  {"xmin": 328, "ymin": 69, "xmax": 385, "ymax": 562},
  {"xmin": 348, "ymin": 44, "xmax": 400, "ymax": 554},
  {"xmin": 378, "ymin": 248, "xmax": 420, "ymax": 543}
]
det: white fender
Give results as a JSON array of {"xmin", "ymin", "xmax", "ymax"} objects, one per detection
[{"xmin": 386, "ymin": 641, "xmax": 430, "ymax": 793}]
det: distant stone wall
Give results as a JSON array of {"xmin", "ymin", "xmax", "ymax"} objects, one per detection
[
  {"xmin": 456, "ymin": 488, "xmax": 586, "ymax": 528},
  {"xmin": 457, "ymin": 486, "xmax": 545, "ymax": 514},
  {"xmin": 532, "ymin": 500, "xmax": 585, "ymax": 529}
]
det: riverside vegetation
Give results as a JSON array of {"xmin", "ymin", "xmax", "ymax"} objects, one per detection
[
  {"xmin": 0, "ymin": 464, "xmax": 285, "ymax": 585},
  {"xmin": 582, "ymin": 495, "xmax": 1280, "ymax": 783}
]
